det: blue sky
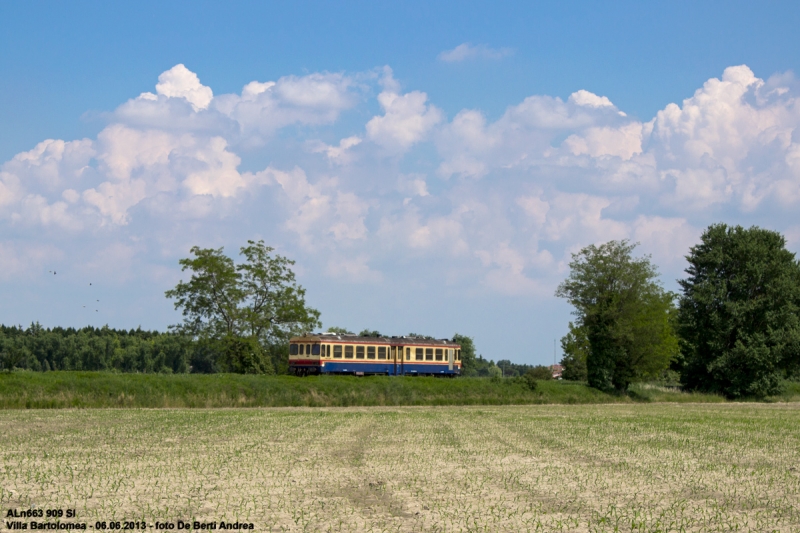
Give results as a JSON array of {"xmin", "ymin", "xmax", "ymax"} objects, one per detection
[{"xmin": 2, "ymin": 1, "xmax": 800, "ymax": 364}]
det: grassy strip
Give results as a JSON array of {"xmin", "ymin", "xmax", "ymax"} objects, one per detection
[
  {"xmin": 781, "ymin": 381, "xmax": 800, "ymax": 400},
  {"xmin": 0, "ymin": 371, "xmax": 738, "ymax": 408}
]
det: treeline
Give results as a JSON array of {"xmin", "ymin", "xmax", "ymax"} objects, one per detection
[
  {"xmin": 0, "ymin": 324, "xmax": 290, "ymax": 374},
  {"xmin": 0, "ymin": 324, "xmax": 191, "ymax": 373},
  {"xmin": 0, "ymin": 322, "xmax": 533, "ymax": 379}
]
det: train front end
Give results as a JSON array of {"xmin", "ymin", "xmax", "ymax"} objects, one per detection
[{"xmin": 288, "ymin": 335, "xmax": 323, "ymax": 376}]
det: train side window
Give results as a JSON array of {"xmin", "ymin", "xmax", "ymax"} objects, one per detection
[
  {"xmin": 456, "ymin": 349, "xmax": 460, "ymax": 361},
  {"xmin": 334, "ymin": 346, "xmax": 342, "ymax": 358},
  {"xmin": 327, "ymin": 345, "xmax": 331, "ymax": 357},
  {"xmin": 406, "ymin": 348, "xmax": 411, "ymax": 360},
  {"xmin": 312, "ymin": 344, "xmax": 321, "ymax": 355},
  {"xmin": 356, "ymin": 346, "xmax": 365, "ymax": 359},
  {"xmin": 425, "ymin": 348, "xmax": 433, "ymax": 361},
  {"xmin": 345, "ymin": 346, "xmax": 354, "ymax": 359},
  {"xmin": 435, "ymin": 348, "xmax": 443, "ymax": 361},
  {"xmin": 300, "ymin": 344, "xmax": 305, "ymax": 355},
  {"xmin": 289, "ymin": 344, "xmax": 298, "ymax": 355},
  {"xmin": 378, "ymin": 346, "xmax": 386, "ymax": 359},
  {"xmin": 367, "ymin": 346, "xmax": 376, "ymax": 359},
  {"xmin": 415, "ymin": 348, "xmax": 423, "ymax": 361}
]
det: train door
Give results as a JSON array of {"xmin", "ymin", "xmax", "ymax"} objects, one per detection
[
  {"xmin": 448, "ymin": 348, "xmax": 453, "ymax": 372},
  {"xmin": 392, "ymin": 346, "xmax": 397, "ymax": 376},
  {"xmin": 394, "ymin": 346, "xmax": 404, "ymax": 375},
  {"xmin": 394, "ymin": 346, "xmax": 403, "ymax": 375}
]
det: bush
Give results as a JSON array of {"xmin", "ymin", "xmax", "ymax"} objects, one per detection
[
  {"xmin": 216, "ymin": 336, "xmax": 274, "ymax": 375},
  {"xmin": 527, "ymin": 365, "xmax": 554, "ymax": 380},
  {"xmin": 522, "ymin": 366, "xmax": 553, "ymax": 391},
  {"xmin": 523, "ymin": 371, "xmax": 538, "ymax": 391}
]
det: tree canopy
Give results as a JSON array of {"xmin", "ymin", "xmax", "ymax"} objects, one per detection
[
  {"xmin": 556, "ymin": 240, "xmax": 678, "ymax": 392},
  {"xmin": 165, "ymin": 241, "xmax": 320, "ymax": 373},
  {"xmin": 677, "ymin": 224, "xmax": 800, "ymax": 398}
]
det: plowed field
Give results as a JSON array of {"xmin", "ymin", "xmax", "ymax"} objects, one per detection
[{"xmin": 2, "ymin": 404, "xmax": 799, "ymax": 532}]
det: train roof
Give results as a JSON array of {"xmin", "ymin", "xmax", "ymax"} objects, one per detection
[{"xmin": 291, "ymin": 333, "xmax": 460, "ymax": 346}]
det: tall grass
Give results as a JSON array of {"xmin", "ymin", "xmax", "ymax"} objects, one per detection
[{"xmin": 0, "ymin": 371, "xmax": 734, "ymax": 408}]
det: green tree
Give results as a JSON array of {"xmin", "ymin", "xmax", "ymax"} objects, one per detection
[
  {"xmin": 677, "ymin": 224, "xmax": 800, "ymax": 398},
  {"xmin": 326, "ymin": 327, "xmax": 353, "ymax": 334},
  {"xmin": 0, "ymin": 341, "xmax": 30, "ymax": 371},
  {"xmin": 165, "ymin": 246, "xmax": 241, "ymax": 340},
  {"xmin": 487, "ymin": 364, "xmax": 502, "ymax": 378},
  {"xmin": 560, "ymin": 322, "xmax": 588, "ymax": 381},
  {"xmin": 453, "ymin": 333, "xmax": 477, "ymax": 376},
  {"xmin": 165, "ymin": 240, "xmax": 320, "ymax": 373},
  {"xmin": 526, "ymin": 365, "xmax": 553, "ymax": 380},
  {"xmin": 359, "ymin": 329, "xmax": 383, "ymax": 337},
  {"xmin": 556, "ymin": 240, "xmax": 678, "ymax": 392},
  {"xmin": 496, "ymin": 359, "xmax": 540, "ymax": 377},
  {"xmin": 496, "ymin": 360, "xmax": 519, "ymax": 377}
]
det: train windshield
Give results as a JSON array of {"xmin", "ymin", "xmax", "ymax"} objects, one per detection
[
  {"xmin": 311, "ymin": 344, "xmax": 321, "ymax": 355},
  {"xmin": 289, "ymin": 343, "xmax": 298, "ymax": 355}
]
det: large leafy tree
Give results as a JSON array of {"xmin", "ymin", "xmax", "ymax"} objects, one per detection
[
  {"xmin": 560, "ymin": 321, "xmax": 589, "ymax": 382},
  {"xmin": 165, "ymin": 241, "xmax": 321, "ymax": 372},
  {"xmin": 556, "ymin": 240, "xmax": 678, "ymax": 392},
  {"xmin": 677, "ymin": 224, "xmax": 800, "ymax": 398}
]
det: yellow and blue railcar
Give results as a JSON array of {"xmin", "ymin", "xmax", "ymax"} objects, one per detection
[{"xmin": 288, "ymin": 333, "xmax": 461, "ymax": 376}]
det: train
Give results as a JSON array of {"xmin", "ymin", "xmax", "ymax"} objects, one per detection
[{"xmin": 288, "ymin": 333, "xmax": 462, "ymax": 376}]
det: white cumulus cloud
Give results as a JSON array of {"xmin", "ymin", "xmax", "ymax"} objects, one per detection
[
  {"xmin": 3, "ymin": 62, "xmax": 800, "ymax": 311},
  {"xmin": 154, "ymin": 64, "xmax": 214, "ymax": 111},
  {"xmin": 366, "ymin": 68, "xmax": 443, "ymax": 153}
]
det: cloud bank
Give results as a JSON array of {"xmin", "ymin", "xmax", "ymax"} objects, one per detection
[{"xmin": 2, "ymin": 63, "xmax": 800, "ymax": 347}]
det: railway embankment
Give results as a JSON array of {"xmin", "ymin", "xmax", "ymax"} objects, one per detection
[{"xmin": 4, "ymin": 371, "xmax": 794, "ymax": 408}]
